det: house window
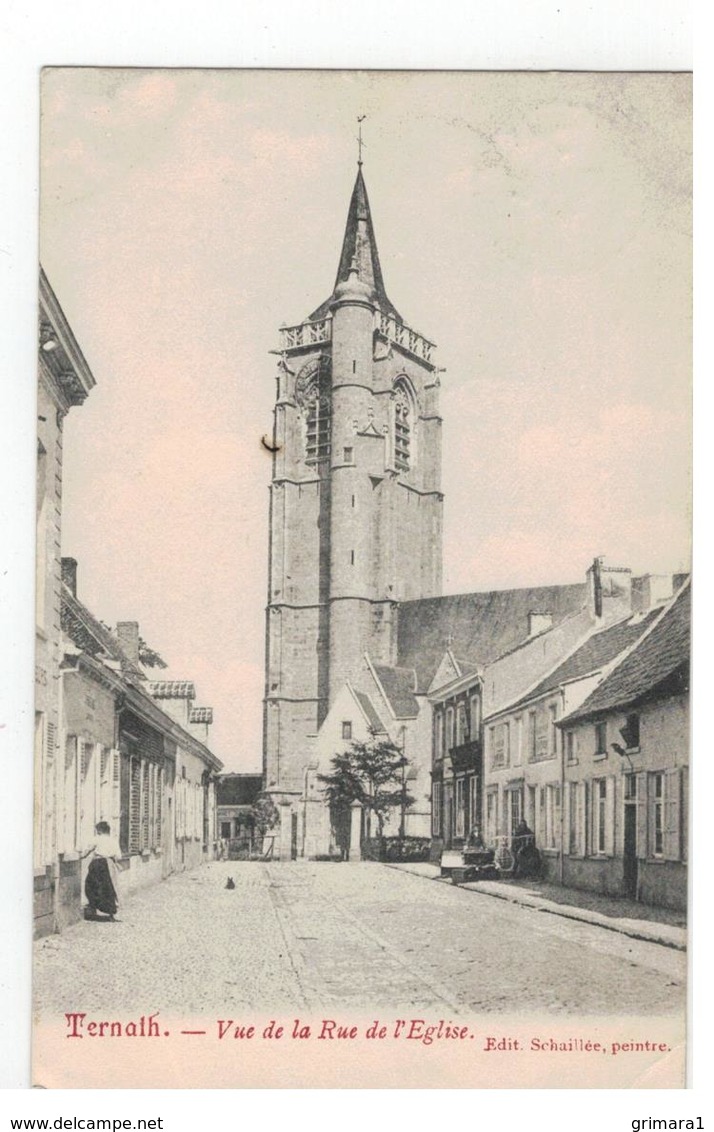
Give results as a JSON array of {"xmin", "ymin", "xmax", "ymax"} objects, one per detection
[
  {"xmin": 129, "ymin": 757, "xmax": 141, "ymax": 854},
  {"xmin": 455, "ymin": 778, "xmax": 465, "ymax": 839},
  {"xmin": 446, "ymin": 707, "xmax": 455, "ymax": 751},
  {"xmin": 469, "ymin": 694, "xmax": 481, "ymax": 736},
  {"xmin": 432, "ymin": 781, "xmax": 443, "ymax": 837},
  {"xmin": 621, "ymin": 712, "xmax": 640, "ymax": 750},
  {"xmin": 492, "ymin": 724, "xmax": 506, "ymax": 769},
  {"xmin": 468, "ymin": 776, "xmax": 478, "ymax": 833},
  {"xmin": 342, "ymin": 721, "xmax": 352, "ymax": 741},
  {"xmin": 156, "ymin": 766, "xmax": 163, "ymax": 844},
  {"xmin": 512, "ymin": 716, "xmax": 522, "ymax": 767},
  {"xmin": 568, "ymin": 781, "xmax": 579, "ymax": 854},
  {"xmin": 549, "ymin": 704, "xmax": 559, "ymax": 756},
  {"xmin": 456, "ymin": 703, "xmax": 468, "ymax": 746},
  {"xmin": 528, "ymin": 711, "xmax": 537, "ymax": 761},
  {"xmin": 594, "ymin": 721, "xmax": 607, "ymax": 756},
  {"xmin": 434, "ymin": 711, "xmax": 444, "ymax": 760},
  {"xmin": 565, "ymin": 730, "xmax": 577, "ymax": 764},
  {"xmin": 485, "ymin": 789, "xmax": 498, "ymax": 844},
  {"xmin": 651, "ymin": 772, "xmax": 664, "ymax": 857},
  {"xmin": 305, "ymin": 382, "xmax": 331, "ymax": 463},
  {"xmin": 544, "ymin": 783, "xmax": 561, "ymax": 850},
  {"xmin": 343, "ymin": 446, "xmax": 353, "ymax": 463},
  {"xmin": 508, "ymin": 787, "xmax": 523, "ymax": 839},
  {"xmin": 221, "ymin": 821, "xmax": 232, "ymax": 839},
  {"xmin": 592, "ymin": 777, "xmax": 612, "ymax": 855}
]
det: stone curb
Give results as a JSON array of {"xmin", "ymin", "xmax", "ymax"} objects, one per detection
[{"xmin": 382, "ymin": 862, "xmax": 687, "ymax": 952}]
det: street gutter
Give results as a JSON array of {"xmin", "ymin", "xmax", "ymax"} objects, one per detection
[{"xmin": 382, "ymin": 862, "xmax": 687, "ymax": 952}]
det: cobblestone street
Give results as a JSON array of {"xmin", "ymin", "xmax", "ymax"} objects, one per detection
[{"xmin": 34, "ymin": 861, "xmax": 686, "ymax": 1018}]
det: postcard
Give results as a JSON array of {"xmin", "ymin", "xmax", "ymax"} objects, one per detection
[{"xmin": 33, "ymin": 68, "xmax": 691, "ymax": 1089}]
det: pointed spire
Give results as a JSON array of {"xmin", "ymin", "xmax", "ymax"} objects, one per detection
[{"xmin": 309, "ymin": 167, "xmax": 402, "ymax": 323}]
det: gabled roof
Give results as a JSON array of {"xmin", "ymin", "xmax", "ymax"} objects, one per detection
[
  {"xmin": 353, "ymin": 690, "xmax": 387, "ymax": 733},
  {"xmin": 60, "ymin": 587, "xmax": 222, "ymax": 771},
  {"xmin": 61, "ymin": 585, "xmax": 144, "ymax": 680},
  {"xmin": 397, "ymin": 582, "xmax": 587, "ymax": 693},
  {"xmin": 372, "ymin": 664, "xmax": 420, "ymax": 719},
  {"xmin": 309, "ymin": 167, "xmax": 401, "ymax": 323},
  {"xmin": 503, "ymin": 606, "xmax": 663, "ymax": 715},
  {"xmin": 561, "ymin": 583, "xmax": 691, "ymax": 725}
]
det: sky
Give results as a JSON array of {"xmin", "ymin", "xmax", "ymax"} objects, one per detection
[{"xmin": 39, "ymin": 69, "xmax": 692, "ymax": 772}]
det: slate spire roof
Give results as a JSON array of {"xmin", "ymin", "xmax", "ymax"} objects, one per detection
[{"xmin": 309, "ymin": 167, "xmax": 402, "ymax": 323}]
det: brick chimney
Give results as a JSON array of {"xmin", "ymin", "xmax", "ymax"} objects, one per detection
[
  {"xmin": 586, "ymin": 557, "xmax": 632, "ymax": 622},
  {"xmin": 61, "ymin": 556, "xmax": 78, "ymax": 597},
  {"xmin": 116, "ymin": 621, "xmax": 140, "ymax": 665},
  {"xmin": 188, "ymin": 707, "xmax": 213, "ymax": 742}
]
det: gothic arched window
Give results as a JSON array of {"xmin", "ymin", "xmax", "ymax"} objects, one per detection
[
  {"xmin": 393, "ymin": 378, "xmax": 414, "ymax": 473},
  {"xmin": 305, "ymin": 383, "xmax": 331, "ymax": 463},
  {"xmin": 296, "ymin": 357, "xmax": 331, "ymax": 464}
]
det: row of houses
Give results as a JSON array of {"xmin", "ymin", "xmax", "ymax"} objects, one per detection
[
  {"xmin": 35, "ymin": 269, "xmax": 223, "ymax": 937},
  {"xmin": 429, "ymin": 566, "xmax": 690, "ymax": 911}
]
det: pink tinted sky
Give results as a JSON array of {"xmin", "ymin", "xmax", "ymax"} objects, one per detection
[{"xmin": 40, "ymin": 70, "xmax": 691, "ymax": 772}]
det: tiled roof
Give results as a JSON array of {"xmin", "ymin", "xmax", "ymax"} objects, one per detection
[
  {"xmin": 373, "ymin": 665, "xmax": 420, "ymax": 719},
  {"xmin": 61, "ymin": 585, "xmax": 144, "ymax": 679},
  {"xmin": 353, "ymin": 690, "xmax": 387, "ymax": 733},
  {"xmin": 561, "ymin": 584, "xmax": 691, "ymax": 724},
  {"xmin": 504, "ymin": 606, "xmax": 663, "ymax": 714},
  {"xmin": 397, "ymin": 583, "xmax": 587, "ymax": 693},
  {"xmin": 149, "ymin": 681, "xmax": 196, "ymax": 699},
  {"xmin": 189, "ymin": 707, "xmax": 213, "ymax": 724},
  {"xmin": 216, "ymin": 773, "xmax": 263, "ymax": 807}
]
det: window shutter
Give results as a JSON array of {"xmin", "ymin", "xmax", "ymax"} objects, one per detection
[
  {"xmin": 663, "ymin": 768, "xmax": 681, "ymax": 861},
  {"xmin": 129, "ymin": 758, "xmax": 141, "ymax": 854},
  {"xmin": 635, "ymin": 772, "xmax": 648, "ymax": 858},
  {"xmin": 156, "ymin": 767, "xmax": 163, "ymax": 844},
  {"xmin": 576, "ymin": 781, "xmax": 586, "ymax": 856},
  {"xmin": 75, "ymin": 740, "xmax": 83, "ymax": 850},
  {"xmin": 563, "ymin": 781, "xmax": 571, "ymax": 856},
  {"xmin": 111, "ymin": 749, "xmax": 121, "ymax": 828},
  {"xmin": 605, "ymin": 776, "xmax": 615, "ymax": 857}
]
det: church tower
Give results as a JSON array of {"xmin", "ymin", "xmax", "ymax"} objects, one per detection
[{"xmin": 263, "ymin": 161, "xmax": 443, "ymax": 820}]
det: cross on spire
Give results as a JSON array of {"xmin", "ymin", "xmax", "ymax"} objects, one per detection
[{"xmin": 356, "ymin": 115, "xmax": 366, "ymax": 166}]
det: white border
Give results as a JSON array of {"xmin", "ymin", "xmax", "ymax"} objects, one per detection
[{"xmin": 0, "ymin": 0, "xmax": 697, "ymax": 1123}]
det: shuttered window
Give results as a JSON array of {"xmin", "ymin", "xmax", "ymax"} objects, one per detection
[
  {"xmin": 651, "ymin": 772, "xmax": 664, "ymax": 857},
  {"xmin": 432, "ymin": 781, "xmax": 442, "ymax": 836},
  {"xmin": 635, "ymin": 772, "xmax": 648, "ymax": 858},
  {"xmin": 129, "ymin": 757, "xmax": 141, "ymax": 854},
  {"xmin": 156, "ymin": 767, "xmax": 163, "ymax": 845},
  {"xmin": 591, "ymin": 778, "xmax": 614, "ymax": 855},
  {"xmin": 680, "ymin": 767, "xmax": 689, "ymax": 862},
  {"xmin": 663, "ymin": 768, "xmax": 682, "ymax": 861}
]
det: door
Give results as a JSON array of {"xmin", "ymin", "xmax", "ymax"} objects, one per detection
[
  {"xmin": 443, "ymin": 783, "xmax": 454, "ymax": 848},
  {"xmin": 290, "ymin": 812, "xmax": 298, "ymax": 860},
  {"xmin": 623, "ymin": 774, "xmax": 638, "ymax": 898}
]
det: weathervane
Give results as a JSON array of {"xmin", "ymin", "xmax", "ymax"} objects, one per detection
[{"xmin": 357, "ymin": 115, "xmax": 366, "ymax": 166}]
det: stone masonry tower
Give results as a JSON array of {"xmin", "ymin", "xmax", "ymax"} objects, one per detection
[{"xmin": 263, "ymin": 163, "xmax": 443, "ymax": 819}]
